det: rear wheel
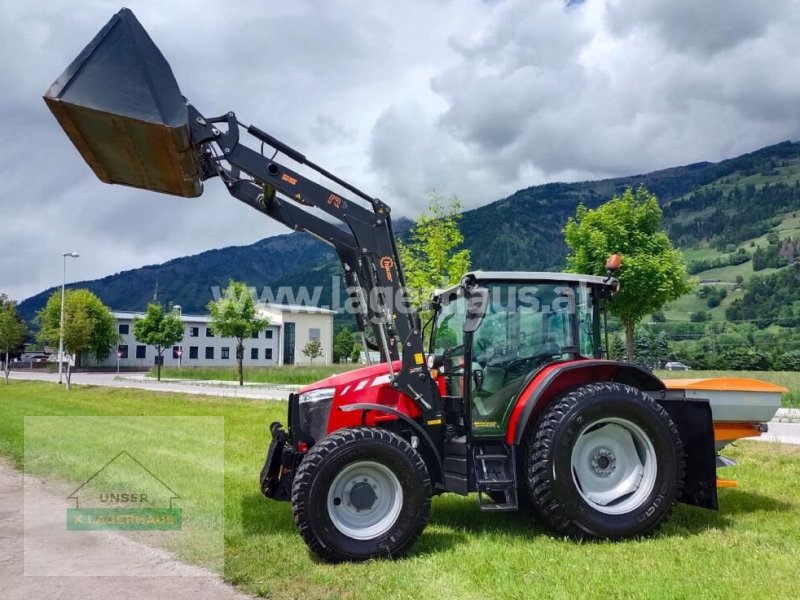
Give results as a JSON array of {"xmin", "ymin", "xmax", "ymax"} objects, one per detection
[
  {"xmin": 291, "ymin": 427, "xmax": 431, "ymax": 562},
  {"xmin": 526, "ymin": 382, "xmax": 684, "ymax": 539}
]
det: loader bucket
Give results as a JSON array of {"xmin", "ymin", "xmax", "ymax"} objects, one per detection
[{"xmin": 43, "ymin": 8, "xmax": 202, "ymax": 197}]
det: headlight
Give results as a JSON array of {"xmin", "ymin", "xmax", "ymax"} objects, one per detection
[{"xmin": 298, "ymin": 387, "xmax": 335, "ymax": 443}]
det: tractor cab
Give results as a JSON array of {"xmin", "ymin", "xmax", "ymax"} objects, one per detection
[{"xmin": 429, "ymin": 271, "xmax": 618, "ymax": 437}]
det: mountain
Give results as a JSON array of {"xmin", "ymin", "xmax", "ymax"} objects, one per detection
[{"xmin": 17, "ymin": 140, "xmax": 800, "ymax": 323}]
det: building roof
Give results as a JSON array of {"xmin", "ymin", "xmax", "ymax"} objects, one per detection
[{"xmin": 114, "ymin": 302, "xmax": 336, "ymax": 321}]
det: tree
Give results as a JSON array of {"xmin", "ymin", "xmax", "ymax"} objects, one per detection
[
  {"xmin": 607, "ymin": 334, "xmax": 626, "ymax": 361},
  {"xmin": 398, "ymin": 192, "xmax": 471, "ymax": 310},
  {"xmin": 0, "ymin": 296, "xmax": 27, "ymax": 384},
  {"xmin": 564, "ymin": 186, "xmax": 695, "ymax": 361},
  {"xmin": 133, "ymin": 303, "xmax": 184, "ymax": 382},
  {"xmin": 333, "ymin": 327, "xmax": 357, "ymax": 363},
  {"xmin": 350, "ymin": 344, "xmax": 362, "ymax": 364},
  {"xmin": 302, "ymin": 338, "xmax": 323, "ymax": 364},
  {"xmin": 207, "ymin": 280, "xmax": 269, "ymax": 385},
  {"xmin": 36, "ymin": 289, "xmax": 117, "ymax": 389}
]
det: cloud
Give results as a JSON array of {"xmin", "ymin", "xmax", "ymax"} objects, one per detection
[{"xmin": 2, "ymin": 0, "xmax": 800, "ymax": 302}]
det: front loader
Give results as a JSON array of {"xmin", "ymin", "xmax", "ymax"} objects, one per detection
[{"xmin": 44, "ymin": 8, "xmax": 786, "ymax": 563}]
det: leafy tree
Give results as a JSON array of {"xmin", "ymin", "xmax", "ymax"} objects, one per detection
[
  {"xmin": 398, "ymin": 192, "xmax": 471, "ymax": 310},
  {"xmin": 564, "ymin": 186, "xmax": 695, "ymax": 361},
  {"xmin": 777, "ymin": 350, "xmax": 800, "ymax": 371},
  {"xmin": 0, "ymin": 296, "xmax": 27, "ymax": 384},
  {"xmin": 302, "ymin": 338, "xmax": 323, "ymax": 364},
  {"xmin": 690, "ymin": 311, "xmax": 711, "ymax": 323},
  {"xmin": 133, "ymin": 303, "xmax": 184, "ymax": 382},
  {"xmin": 207, "ymin": 280, "xmax": 269, "ymax": 386},
  {"xmin": 333, "ymin": 327, "xmax": 358, "ymax": 363},
  {"xmin": 36, "ymin": 289, "xmax": 117, "ymax": 389},
  {"xmin": 350, "ymin": 344, "xmax": 362, "ymax": 364},
  {"xmin": 722, "ymin": 348, "xmax": 773, "ymax": 371}
]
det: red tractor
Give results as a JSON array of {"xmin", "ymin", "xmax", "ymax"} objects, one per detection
[{"xmin": 46, "ymin": 9, "xmax": 735, "ymax": 563}]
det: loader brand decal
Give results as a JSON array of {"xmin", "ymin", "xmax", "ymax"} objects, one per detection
[
  {"xmin": 281, "ymin": 173, "xmax": 298, "ymax": 185},
  {"xmin": 66, "ymin": 450, "xmax": 181, "ymax": 531},
  {"xmin": 380, "ymin": 256, "xmax": 394, "ymax": 281},
  {"xmin": 327, "ymin": 193, "xmax": 342, "ymax": 209}
]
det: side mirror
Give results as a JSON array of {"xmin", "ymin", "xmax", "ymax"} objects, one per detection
[{"xmin": 463, "ymin": 286, "xmax": 489, "ymax": 333}]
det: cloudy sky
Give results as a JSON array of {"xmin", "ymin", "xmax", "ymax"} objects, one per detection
[{"xmin": 2, "ymin": 0, "xmax": 800, "ymax": 301}]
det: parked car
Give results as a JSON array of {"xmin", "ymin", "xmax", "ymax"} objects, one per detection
[{"xmin": 665, "ymin": 361, "xmax": 692, "ymax": 371}]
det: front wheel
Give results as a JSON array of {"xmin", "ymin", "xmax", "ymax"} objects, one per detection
[
  {"xmin": 291, "ymin": 427, "xmax": 431, "ymax": 562},
  {"xmin": 526, "ymin": 382, "xmax": 685, "ymax": 539}
]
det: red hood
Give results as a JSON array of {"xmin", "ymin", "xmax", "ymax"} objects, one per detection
[{"xmin": 298, "ymin": 361, "xmax": 402, "ymax": 393}]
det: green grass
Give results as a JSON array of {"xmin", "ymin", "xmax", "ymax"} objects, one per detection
[
  {"xmin": 150, "ymin": 364, "xmax": 361, "ymax": 385},
  {"xmin": 657, "ymin": 369, "xmax": 800, "ymax": 407},
  {"xmin": 1, "ymin": 381, "xmax": 800, "ymax": 598}
]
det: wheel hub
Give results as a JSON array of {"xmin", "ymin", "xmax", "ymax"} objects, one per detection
[
  {"xmin": 348, "ymin": 480, "xmax": 378, "ymax": 511},
  {"xmin": 327, "ymin": 460, "xmax": 403, "ymax": 540},
  {"xmin": 590, "ymin": 448, "xmax": 616, "ymax": 477}
]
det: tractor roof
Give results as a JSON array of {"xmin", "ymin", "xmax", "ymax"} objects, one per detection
[{"xmin": 436, "ymin": 271, "xmax": 617, "ymax": 298}]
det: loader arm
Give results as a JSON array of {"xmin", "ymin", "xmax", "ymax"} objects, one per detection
[{"xmin": 188, "ymin": 106, "xmax": 441, "ymax": 419}]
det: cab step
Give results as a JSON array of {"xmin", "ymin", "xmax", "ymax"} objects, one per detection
[{"xmin": 474, "ymin": 443, "xmax": 518, "ymax": 511}]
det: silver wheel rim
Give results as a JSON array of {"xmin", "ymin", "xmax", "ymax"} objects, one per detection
[
  {"xmin": 327, "ymin": 460, "xmax": 403, "ymax": 540},
  {"xmin": 570, "ymin": 417, "xmax": 658, "ymax": 515}
]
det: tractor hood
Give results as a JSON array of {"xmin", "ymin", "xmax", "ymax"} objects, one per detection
[{"xmin": 299, "ymin": 361, "xmax": 400, "ymax": 395}]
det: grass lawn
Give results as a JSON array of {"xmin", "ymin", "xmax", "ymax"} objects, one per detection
[
  {"xmin": 2, "ymin": 381, "xmax": 800, "ymax": 598},
  {"xmin": 151, "ymin": 364, "xmax": 360, "ymax": 385},
  {"xmin": 657, "ymin": 369, "xmax": 800, "ymax": 407}
]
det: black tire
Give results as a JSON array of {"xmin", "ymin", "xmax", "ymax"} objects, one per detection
[
  {"xmin": 291, "ymin": 427, "xmax": 431, "ymax": 562},
  {"xmin": 526, "ymin": 382, "xmax": 685, "ymax": 539}
]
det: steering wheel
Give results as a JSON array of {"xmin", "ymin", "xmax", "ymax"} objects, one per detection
[{"xmin": 502, "ymin": 352, "xmax": 559, "ymax": 380}]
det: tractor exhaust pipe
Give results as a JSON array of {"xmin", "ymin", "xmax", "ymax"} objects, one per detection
[{"xmin": 43, "ymin": 8, "xmax": 202, "ymax": 198}]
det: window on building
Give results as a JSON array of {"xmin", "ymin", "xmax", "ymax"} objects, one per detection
[
  {"xmin": 265, "ymin": 348, "xmax": 273, "ymax": 360},
  {"xmin": 283, "ymin": 322, "xmax": 295, "ymax": 365},
  {"xmin": 251, "ymin": 348, "xmax": 258, "ymax": 360},
  {"xmin": 221, "ymin": 347, "xmax": 230, "ymax": 360},
  {"xmin": 309, "ymin": 327, "xmax": 321, "ymax": 341},
  {"xmin": 119, "ymin": 323, "xmax": 129, "ymax": 335},
  {"xmin": 135, "ymin": 345, "xmax": 146, "ymax": 359},
  {"xmin": 117, "ymin": 344, "xmax": 128, "ymax": 359},
  {"xmin": 189, "ymin": 346, "xmax": 198, "ymax": 359},
  {"xmin": 251, "ymin": 330, "xmax": 259, "ymax": 339},
  {"xmin": 205, "ymin": 347, "xmax": 214, "ymax": 359},
  {"xmin": 189, "ymin": 326, "xmax": 199, "ymax": 337},
  {"xmin": 206, "ymin": 327, "xmax": 214, "ymax": 337},
  {"xmin": 266, "ymin": 330, "xmax": 273, "ymax": 339},
  {"xmin": 172, "ymin": 346, "xmax": 181, "ymax": 359}
]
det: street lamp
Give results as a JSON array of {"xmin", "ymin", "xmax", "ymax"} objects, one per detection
[
  {"xmin": 173, "ymin": 304, "xmax": 182, "ymax": 368},
  {"xmin": 58, "ymin": 252, "xmax": 80, "ymax": 384}
]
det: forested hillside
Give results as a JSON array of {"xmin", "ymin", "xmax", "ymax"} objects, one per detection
[{"xmin": 17, "ymin": 141, "xmax": 800, "ymax": 337}]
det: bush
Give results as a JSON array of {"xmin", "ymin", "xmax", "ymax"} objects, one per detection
[
  {"xmin": 721, "ymin": 348, "xmax": 774, "ymax": 371},
  {"xmin": 776, "ymin": 350, "xmax": 800, "ymax": 371}
]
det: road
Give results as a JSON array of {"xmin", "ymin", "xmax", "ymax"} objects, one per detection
[
  {"xmin": 0, "ymin": 459, "xmax": 254, "ymax": 600},
  {"xmin": 7, "ymin": 370, "xmax": 295, "ymax": 400}
]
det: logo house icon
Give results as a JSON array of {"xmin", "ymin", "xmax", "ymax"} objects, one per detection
[{"xmin": 66, "ymin": 450, "xmax": 182, "ymax": 531}]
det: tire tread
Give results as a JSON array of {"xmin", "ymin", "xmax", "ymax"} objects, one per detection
[{"xmin": 526, "ymin": 382, "xmax": 686, "ymax": 539}]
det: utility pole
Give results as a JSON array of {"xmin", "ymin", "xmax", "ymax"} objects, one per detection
[{"xmin": 58, "ymin": 252, "xmax": 80, "ymax": 384}]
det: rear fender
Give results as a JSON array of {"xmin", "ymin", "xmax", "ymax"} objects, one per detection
[
  {"xmin": 508, "ymin": 359, "xmax": 664, "ymax": 445},
  {"xmin": 508, "ymin": 359, "xmax": 717, "ymax": 510}
]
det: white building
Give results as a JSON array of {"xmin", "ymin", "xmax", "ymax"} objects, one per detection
[{"xmin": 93, "ymin": 304, "xmax": 335, "ymax": 369}]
